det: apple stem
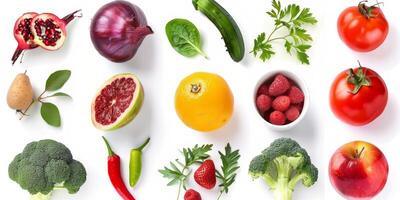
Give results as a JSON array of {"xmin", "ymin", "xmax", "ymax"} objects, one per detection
[{"xmin": 356, "ymin": 147, "xmax": 365, "ymax": 158}]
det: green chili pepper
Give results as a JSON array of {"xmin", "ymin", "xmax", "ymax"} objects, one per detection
[{"xmin": 129, "ymin": 137, "xmax": 150, "ymax": 188}]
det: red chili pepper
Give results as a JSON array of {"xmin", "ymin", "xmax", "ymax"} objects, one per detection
[{"xmin": 102, "ymin": 136, "xmax": 136, "ymax": 200}]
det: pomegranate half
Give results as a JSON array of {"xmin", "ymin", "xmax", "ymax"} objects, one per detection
[
  {"xmin": 13, "ymin": 12, "xmax": 39, "ymax": 50},
  {"xmin": 91, "ymin": 73, "xmax": 144, "ymax": 131},
  {"xmin": 31, "ymin": 13, "xmax": 67, "ymax": 50}
]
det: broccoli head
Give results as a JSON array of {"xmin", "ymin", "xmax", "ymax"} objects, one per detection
[
  {"xmin": 8, "ymin": 139, "xmax": 87, "ymax": 200},
  {"xmin": 249, "ymin": 138, "xmax": 318, "ymax": 200}
]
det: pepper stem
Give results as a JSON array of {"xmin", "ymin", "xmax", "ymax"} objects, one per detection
[
  {"xmin": 102, "ymin": 136, "xmax": 115, "ymax": 157},
  {"xmin": 136, "ymin": 138, "xmax": 151, "ymax": 151}
]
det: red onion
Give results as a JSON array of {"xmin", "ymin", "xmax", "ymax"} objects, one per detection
[{"xmin": 90, "ymin": 0, "xmax": 153, "ymax": 63}]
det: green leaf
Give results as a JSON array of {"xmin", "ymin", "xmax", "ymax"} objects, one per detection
[
  {"xmin": 291, "ymin": 27, "xmax": 312, "ymax": 42},
  {"xmin": 165, "ymin": 18, "xmax": 207, "ymax": 58},
  {"xmin": 296, "ymin": 8, "xmax": 318, "ymax": 25},
  {"xmin": 252, "ymin": 0, "xmax": 316, "ymax": 65},
  {"xmin": 296, "ymin": 51, "xmax": 310, "ymax": 64},
  {"xmin": 184, "ymin": 144, "xmax": 213, "ymax": 166},
  {"xmin": 160, "ymin": 144, "xmax": 213, "ymax": 192},
  {"xmin": 287, "ymin": 4, "xmax": 300, "ymax": 20},
  {"xmin": 40, "ymin": 102, "xmax": 61, "ymax": 127},
  {"xmin": 216, "ymin": 143, "xmax": 241, "ymax": 195},
  {"xmin": 284, "ymin": 41, "xmax": 292, "ymax": 54},
  {"xmin": 46, "ymin": 70, "xmax": 71, "ymax": 91},
  {"xmin": 272, "ymin": 0, "xmax": 281, "ymax": 12},
  {"xmin": 267, "ymin": 10, "xmax": 277, "ymax": 18},
  {"xmin": 252, "ymin": 33, "xmax": 276, "ymax": 62},
  {"xmin": 45, "ymin": 92, "xmax": 72, "ymax": 99},
  {"xmin": 296, "ymin": 44, "xmax": 311, "ymax": 52}
]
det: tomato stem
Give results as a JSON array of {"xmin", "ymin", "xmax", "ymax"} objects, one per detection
[
  {"xmin": 347, "ymin": 62, "xmax": 371, "ymax": 94},
  {"xmin": 358, "ymin": 0, "xmax": 384, "ymax": 19}
]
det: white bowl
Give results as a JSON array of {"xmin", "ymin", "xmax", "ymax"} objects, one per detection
[{"xmin": 253, "ymin": 70, "xmax": 309, "ymax": 131}]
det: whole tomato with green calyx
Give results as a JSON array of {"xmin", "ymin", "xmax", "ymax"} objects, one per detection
[
  {"xmin": 337, "ymin": 1, "xmax": 389, "ymax": 52},
  {"xmin": 330, "ymin": 63, "xmax": 388, "ymax": 126}
]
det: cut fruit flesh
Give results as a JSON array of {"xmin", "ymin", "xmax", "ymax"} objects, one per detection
[
  {"xmin": 14, "ymin": 12, "xmax": 39, "ymax": 49},
  {"xmin": 31, "ymin": 13, "xmax": 66, "ymax": 50},
  {"xmin": 91, "ymin": 73, "xmax": 144, "ymax": 131}
]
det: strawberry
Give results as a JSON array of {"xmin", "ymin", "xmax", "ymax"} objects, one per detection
[
  {"xmin": 288, "ymin": 86, "xmax": 304, "ymax": 104},
  {"xmin": 256, "ymin": 94, "xmax": 272, "ymax": 113},
  {"xmin": 194, "ymin": 159, "xmax": 216, "ymax": 189},
  {"xmin": 269, "ymin": 111, "xmax": 286, "ymax": 125},
  {"xmin": 272, "ymin": 96, "xmax": 291, "ymax": 112},
  {"xmin": 257, "ymin": 84, "xmax": 269, "ymax": 96},
  {"xmin": 268, "ymin": 74, "xmax": 291, "ymax": 96},
  {"xmin": 286, "ymin": 106, "xmax": 300, "ymax": 122},
  {"xmin": 184, "ymin": 189, "xmax": 202, "ymax": 200}
]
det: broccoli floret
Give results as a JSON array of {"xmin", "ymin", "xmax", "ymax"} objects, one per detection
[
  {"xmin": 8, "ymin": 139, "xmax": 87, "ymax": 200},
  {"xmin": 45, "ymin": 160, "xmax": 71, "ymax": 183},
  {"xmin": 249, "ymin": 138, "xmax": 318, "ymax": 200},
  {"xmin": 64, "ymin": 160, "xmax": 87, "ymax": 194},
  {"xmin": 9, "ymin": 153, "xmax": 23, "ymax": 181}
]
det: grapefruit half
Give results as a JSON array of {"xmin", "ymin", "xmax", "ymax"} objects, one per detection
[{"xmin": 91, "ymin": 73, "xmax": 144, "ymax": 131}]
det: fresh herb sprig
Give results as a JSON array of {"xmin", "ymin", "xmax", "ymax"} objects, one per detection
[
  {"xmin": 159, "ymin": 144, "xmax": 213, "ymax": 200},
  {"xmin": 216, "ymin": 143, "xmax": 240, "ymax": 200},
  {"xmin": 251, "ymin": 0, "xmax": 317, "ymax": 64},
  {"xmin": 20, "ymin": 70, "xmax": 71, "ymax": 127}
]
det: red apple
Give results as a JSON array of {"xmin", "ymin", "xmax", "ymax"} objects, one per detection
[{"xmin": 329, "ymin": 141, "xmax": 388, "ymax": 200}]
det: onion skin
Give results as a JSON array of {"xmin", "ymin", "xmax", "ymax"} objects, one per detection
[{"xmin": 90, "ymin": 0, "xmax": 153, "ymax": 63}]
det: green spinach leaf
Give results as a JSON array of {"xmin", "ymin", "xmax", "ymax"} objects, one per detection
[{"xmin": 165, "ymin": 18, "xmax": 207, "ymax": 58}]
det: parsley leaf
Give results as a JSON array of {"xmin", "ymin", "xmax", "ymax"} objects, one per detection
[
  {"xmin": 252, "ymin": 0, "xmax": 317, "ymax": 64},
  {"xmin": 252, "ymin": 33, "xmax": 276, "ymax": 62}
]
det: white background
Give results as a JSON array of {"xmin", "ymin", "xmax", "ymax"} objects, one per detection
[{"xmin": 1, "ymin": 0, "xmax": 399, "ymax": 199}]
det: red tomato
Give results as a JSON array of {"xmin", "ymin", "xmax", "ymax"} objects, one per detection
[
  {"xmin": 330, "ymin": 66, "xmax": 388, "ymax": 126},
  {"xmin": 337, "ymin": 2, "xmax": 389, "ymax": 52}
]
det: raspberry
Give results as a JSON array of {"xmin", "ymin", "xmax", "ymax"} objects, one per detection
[
  {"xmin": 293, "ymin": 103, "xmax": 304, "ymax": 112},
  {"xmin": 268, "ymin": 74, "xmax": 291, "ymax": 96},
  {"xmin": 184, "ymin": 189, "xmax": 202, "ymax": 200},
  {"xmin": 257, "ymin": 84, "xmax": 269, "ymax": 96},
  {"xmin": 269, "ymin": 111, "xmax": 286, "ymax": 125},
  {"xmin": 286, "ymin": 106, "xmax": 300, "ymax": 122},
  {"xmin": 256, "ymin": 94, "xmax": 272, "ymax": 113},
  {"xmin": 272, "ymin": 96, "xmax": 291, "ymax": 112},
  {"xmin": 288, "ymin": 86, "xmax": 304, "ymax": 104}
]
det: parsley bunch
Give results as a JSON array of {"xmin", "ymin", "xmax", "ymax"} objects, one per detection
[{"xmin": 252, "ymin": 0, "xmax": 318, "ymax": 64}]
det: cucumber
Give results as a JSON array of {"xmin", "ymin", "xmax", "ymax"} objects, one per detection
[{"xmin": 193, "ymin": 0, "xmax": 245, "ymax": 62}]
